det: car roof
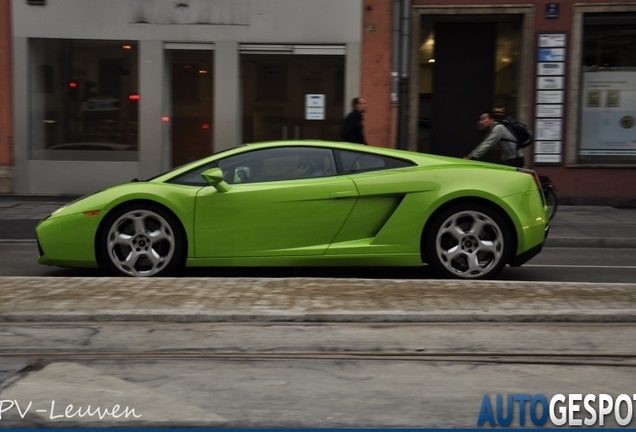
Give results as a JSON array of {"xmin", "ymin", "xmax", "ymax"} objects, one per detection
[
  {"xmin": 243, "ymin": 140, "xmax": 427, "ymax": 161},
  {"xmin": 148, "ymin": 140, "xmax": 507, "ymax": 183}
]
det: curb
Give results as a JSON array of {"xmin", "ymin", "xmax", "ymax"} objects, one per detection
[
  {"xmin": 545, "ymin": 237, "xmax": 636, "ymax": 248},
  {"xmin": 0, "ymin": 194, "xmax": 80, "ymax": 202}
]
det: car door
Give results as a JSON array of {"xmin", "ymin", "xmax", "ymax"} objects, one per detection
[{"xmin": 194, "ymin": 146, "xmax": 359, "ymax": 258}]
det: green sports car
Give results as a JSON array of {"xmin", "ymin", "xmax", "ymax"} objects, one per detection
[{"xmin": 36, "ymin": 141, "xmax": 549, "ymax": 279}]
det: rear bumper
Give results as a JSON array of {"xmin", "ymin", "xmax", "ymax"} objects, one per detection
[{"xmin": 510, "ymin": 224, "xmax": 549, "ymax": 267}]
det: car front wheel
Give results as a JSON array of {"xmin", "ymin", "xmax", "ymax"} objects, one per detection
[
  {"xmin": 101, "ymin": 204, "xmax": 185, "ymax": 277},
  {"xmin": 426, "ymin": 203, "xmax": 512, "ymax": 279}
]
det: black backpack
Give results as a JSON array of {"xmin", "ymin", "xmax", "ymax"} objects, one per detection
[{"xmin": 501, "ymin": 116, "xmax": 533, "ymax": 148}]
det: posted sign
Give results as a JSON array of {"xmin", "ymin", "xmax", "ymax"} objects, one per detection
[{"xmin": 305, "ymin": 94, "xmax": 325, "ymax": 120}]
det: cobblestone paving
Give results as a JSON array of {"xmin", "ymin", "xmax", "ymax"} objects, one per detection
[{"xmin": 1, "ymin": 277, "xmax": 635, "ymax": 322}]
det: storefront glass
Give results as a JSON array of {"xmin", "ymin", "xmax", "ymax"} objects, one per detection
[
  {"xmin": 29, "ymin": 39, "xmax": 139, "ymax": 161},
  {"xmin": 241, "ymin": 53, "xmax": 344, "ymax": 144},
  {"xmin": 579, "ymin": 13, "xmax": 636, "ymax": 163}
]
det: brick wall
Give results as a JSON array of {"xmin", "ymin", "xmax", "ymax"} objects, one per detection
[{"xmin": 362, "ymin": 0, "xmax": 394, "ymax": 147}]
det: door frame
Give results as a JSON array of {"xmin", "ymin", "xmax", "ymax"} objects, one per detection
[
  {"xmin": 410, "ymin": 5, "xmax": 535, "ymax": 153},
  {"xmin": 163, "ymin": 43, "xmax": 215, "ymax": 170}
]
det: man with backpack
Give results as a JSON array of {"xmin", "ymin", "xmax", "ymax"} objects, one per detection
[{"xmin": 464, "ymin": 111, "xmax": 526, "ymax": 167}]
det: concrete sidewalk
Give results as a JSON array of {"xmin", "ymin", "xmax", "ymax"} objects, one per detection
[
  {"xmin": 1, "ymin": 194, "xmax": 636, "ymax": 247},
  {"xmin": 1, "ymin": 277, "xmax": 636, "ymax": 323},
  {"xmin": 547, "ymin": 205, "xmax": 636, "ymax": 247}
]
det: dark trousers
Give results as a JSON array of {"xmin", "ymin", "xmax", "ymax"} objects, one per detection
[{"xmin": 502, "ymin": 157, "xmax": 525, "ymax": 168}]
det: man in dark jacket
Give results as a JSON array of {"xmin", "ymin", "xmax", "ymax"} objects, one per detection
[{"xmin": 340, "ymin": 97, "xmax": 368, "ymax": 144}]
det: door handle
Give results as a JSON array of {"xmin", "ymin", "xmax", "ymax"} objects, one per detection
[{"xmin": 330, "ymin": 190, "xmax": 357, "ymax": 199}]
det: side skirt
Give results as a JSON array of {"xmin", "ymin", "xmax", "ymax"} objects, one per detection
[{"xmin": 186, "ymin": 254, "xmax": 422, "ymax": 268}]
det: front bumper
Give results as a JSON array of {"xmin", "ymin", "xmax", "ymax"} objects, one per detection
[{"xmin": 36, "ymin": 212, "xmax": 100, "ymax": 268}]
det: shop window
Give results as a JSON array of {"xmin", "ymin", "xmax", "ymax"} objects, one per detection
[
  {"xmin": 579, "ymin": 13, "xmax": 636, "ymax": 163},
  {"xmin": 29, "ymin": 39, "xmax": 139, "ymax": 161},
  {"xmin": 241, "ymin": 54, "xmax": 345, "ymax": 143}
]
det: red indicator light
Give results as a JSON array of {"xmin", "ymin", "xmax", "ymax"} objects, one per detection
[
  {"xmin": 129, "ymin": 94, "xmax": 140, "ymax": 101},
  {"xmin": 202, "ymin": 123, "xmax": 210, "ymax": 129},
  {"xmin": 122, "ymin": 45, "xmax": 132, "ymax": 50},
  {"xmin": 162, "ymin": 116, "xmax": 170, "ymax": 122},
  {"xmin": 68, "ymin": 81, "xmax": 78, "ymax": 88}
]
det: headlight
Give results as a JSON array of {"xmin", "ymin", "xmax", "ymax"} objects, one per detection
[{"xmin": 48, "ymin": 189, "xmax": 103, "ymax": 218}]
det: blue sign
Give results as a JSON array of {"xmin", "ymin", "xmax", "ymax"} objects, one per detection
[
  {"xmin": 546, "ymin": 3, "xmax": 560, "ymax": 18},
  {"xmin": 538, "ymin": 48, "xmax": 565, "ymax": 62}
]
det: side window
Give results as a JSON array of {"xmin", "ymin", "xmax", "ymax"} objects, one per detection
[
  {"xmin": 336, "ymin": 150, "xmax": 415, "ymax": 174},
  {"xmin": 218, "ymin": 147, "xmax": 337, "ymax": 184}
]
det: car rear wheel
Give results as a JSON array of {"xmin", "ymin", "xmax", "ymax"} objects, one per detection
[
  {"xmin": 425, "ymin": 203, "xmax": 512, "ymax": 279},
  {"xmin": 101, "ymin": 204, "xmax": 185, "ymax": 277}
]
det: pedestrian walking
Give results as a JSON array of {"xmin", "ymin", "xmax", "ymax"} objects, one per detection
[
  {"xmin": 340, "ymin": 97, "xmax": 368, "ymax": 144},
  {"xmin": 464, "ymin": 111, "xmax": 525, "ymax": 167}
]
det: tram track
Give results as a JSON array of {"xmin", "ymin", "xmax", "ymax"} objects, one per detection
[{"xmin": 2, "ymin": 350, "xmax": 636, "ymax": 367}]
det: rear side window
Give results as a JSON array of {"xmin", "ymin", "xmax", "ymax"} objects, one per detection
[{"xmin": 336, "ymin": 150, "xmax": 414, "ymax": 174}]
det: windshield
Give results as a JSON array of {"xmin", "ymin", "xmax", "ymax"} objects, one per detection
[{"xmin": 143, "ymin": 145, "xmax": 246, "ymax": 182}]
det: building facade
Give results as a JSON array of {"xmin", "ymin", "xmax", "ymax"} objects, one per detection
[
  {"xmin": 400, "ymin": 0, "xmax": 636, "ymax": 204},
  {"xmin": 3, "ymin": 0, "xmax": 636, "ymax": 203},
  {"xmin": 9, "ymin": 0, "xmax": 363, "ymax": 194}
]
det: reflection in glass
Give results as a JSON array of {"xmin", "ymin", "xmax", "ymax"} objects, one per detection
[
  {"xmin": 29, "ymin": 39, "xmax": 139, "ymax": 161},
  {"xmin": 169, "ymin": 50, "xmax": 214, "ymax": 168}
]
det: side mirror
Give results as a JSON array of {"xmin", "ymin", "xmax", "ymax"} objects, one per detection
[{"xmin": 201, "ymin": 167, "xmax": 231, "ymax": 193}]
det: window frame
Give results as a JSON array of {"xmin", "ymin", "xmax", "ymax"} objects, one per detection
[{"xmin": 577, "ymin": 12, "xmax": 636, "ymax": 164}]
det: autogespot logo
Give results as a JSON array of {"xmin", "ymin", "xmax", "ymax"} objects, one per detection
[{"xmin": 478, "ymin": 394, "xmax": 636, "ymax": 427}]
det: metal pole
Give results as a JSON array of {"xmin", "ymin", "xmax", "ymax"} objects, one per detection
[{"xmin": 391, "ymin": 0, "xmax": 400, "ymax": 104}]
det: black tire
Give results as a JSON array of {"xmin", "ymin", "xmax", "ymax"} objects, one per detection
[
  {"xmin": 544, "ymin": 188, "xmax": 558, "ymax": 221},
  {"xmin": 100, "ymin": 203, "xmax": 186, "ymax": 277},
  {"xmin": 425, "ymin": 203, "xmax": 513, "ymax": 280}
]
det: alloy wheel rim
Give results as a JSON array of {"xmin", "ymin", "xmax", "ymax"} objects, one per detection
[
  {"xmin": 435, "ymin": 210, "xmax": 504, "ymax": 278},
  {"xmin": 107, "ymin": 210, "xmax": 175, "ymax": 277}
]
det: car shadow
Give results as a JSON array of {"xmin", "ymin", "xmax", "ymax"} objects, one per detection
[
  {"xmin": 183, "ymin": 266, "xmax": 437, "ymax": 279},
  {"xmin": 38, "ymin": 265, "xmax": 438, "ymax": 280}
]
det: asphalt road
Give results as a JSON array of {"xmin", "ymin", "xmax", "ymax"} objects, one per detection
[{"xmin": 1, "ymin": 242, "xmax": 635, "ymax": 282}]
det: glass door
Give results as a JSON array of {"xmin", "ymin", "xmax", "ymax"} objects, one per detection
[
  {"xmin": 166, "ymin": 46, "xmax": 214, "ymax": 168},
  {"xmin": 241, "ymin": 51, "xmax": 344, "ymax": 143}
]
